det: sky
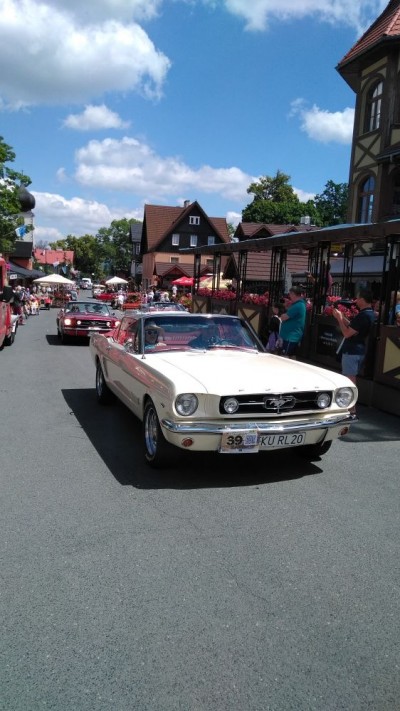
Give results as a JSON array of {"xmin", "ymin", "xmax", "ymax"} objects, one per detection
[{"xmin": 0, "ymin": 0, "xmax": 389, "ymax": 243}]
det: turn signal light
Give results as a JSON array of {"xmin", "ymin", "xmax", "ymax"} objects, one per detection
[{"xmin": 181, "ymin": 438, "xmax": 194, "ymax": 448}]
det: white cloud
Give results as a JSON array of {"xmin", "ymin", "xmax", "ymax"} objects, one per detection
[
  {"xmin": 49, "ymin": 0, "xmax": 163, "ymax": 22},
  {"xmin": 293, "ymin": 187, "xmax": 315, "ymax": 202},
  {"xmin": 0, "ymin": 0, "xmax": 170, "ymax": 109},
  {"xmin": 74, "ymin": 136, "xmax": 255, "ymax": 202},
  {"xmin": 219, "ymin": 0, "xmax": 386, "ymax": 33},
  {"xmin": 63, "ymin": 105, "xmax": 131, "ymax": 131},
  {"xmin": 32, "ymin": 191, "xmax": 142, "ymax": 236},
  {"xmin": 226, "ymin": 210, "xmax": 241, "ymax": 227},
  {"xmin": 291, "ymin": 99, "xmax": 355, "ymax": 144}
]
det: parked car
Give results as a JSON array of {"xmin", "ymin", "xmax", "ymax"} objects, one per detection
[
  {"xmin": 125, "ymin": 303, "xmax": 188, "ymax": 314},
  {"xmin": 57, "ymin": 301, "xmax": 120, "ymax": 343},
  {"xmin": 90, "ymin": 312, "xmax": 357, "ymax": 468}
]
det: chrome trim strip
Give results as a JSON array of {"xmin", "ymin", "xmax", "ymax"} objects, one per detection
[{"xmin": 161, "ymin": 413, "xmax": 353, "ymax": 435}]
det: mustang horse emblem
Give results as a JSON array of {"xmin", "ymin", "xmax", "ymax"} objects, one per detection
[{"xmin": 264, "ymin": 395, "xmax": 296, "ymax": 411}]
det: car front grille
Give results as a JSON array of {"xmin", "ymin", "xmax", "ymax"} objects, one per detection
[
  {"xmin": 219, "ymin": 391, "xmax": 333, "ymax": 416},
  {"xmin": 75, "ymin": 320, "xmax": 111, "ymax": 329}
]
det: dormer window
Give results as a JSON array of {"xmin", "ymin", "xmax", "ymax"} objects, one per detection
[
  {"xmin": 207, "ymin": 236, "xmax": 215, "ymax": 246},
  {"xmin": 190, "ymin": 235, "xmax": 198, "ymax": 247},
  {"xmin": 364, "ymin": 80, "xmax": 383, "ymax": 133},
  {"xmin": 172, "ymin": 233, "xmax": 180, "ymax": 246},
  {"xmin": 189, "ymin": 216, "xmax": 200, "ymax": 225}
]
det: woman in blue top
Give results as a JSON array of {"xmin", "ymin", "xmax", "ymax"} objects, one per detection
[{"xmin": 279, "ymin": 286, "xmax": 307, "ymax": 358}]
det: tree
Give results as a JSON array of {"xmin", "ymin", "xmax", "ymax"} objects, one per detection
[
  {"xmin": 48, "ymin": 234, "xmax": 101, "ymax": 277},
  {"xmin": 314, "ymin": 180, "xmax": 349, "ymax": 226},
  {"xmin": 242, "ymin": 170, "xmax": 320, "ymax": 225},
  {"xmin": 49, "ymin": 218, "xmax": 142, "ymax": 279},
  {"xmin": 96, "ymin": 218, "xmax": 141, "ymax": 275},
  {"xmin": 0, "ymin": 136, "xmax": 32, "ymax": 254}
]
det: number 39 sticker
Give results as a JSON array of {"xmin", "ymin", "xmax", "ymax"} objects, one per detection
[{"xmin": 220, "ymin": 430, "xmax": 259, "ymax": 453}]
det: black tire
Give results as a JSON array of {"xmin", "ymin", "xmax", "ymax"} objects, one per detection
[
  {"xmin": 143, "ymin": 400, "xmax": 175, "ymax": 468},
  {"xmin": 298, "ymin": 440, "xmax": 332, "ymax": 460},
  {"xmin": 4, "ymin": 330, "xmax": 15, "ymax": 346},
  {"xmin": 95, "ymin": 361, "xmax": 115, "ymax": 404},
  {"xmin": 61, "ymin": 330, "xmax": 69, "ymax": 344}
]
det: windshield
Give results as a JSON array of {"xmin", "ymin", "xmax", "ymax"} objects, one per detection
[{"xmin": 132, "ymin": 315, "xmax": 264, "ymax": 353}]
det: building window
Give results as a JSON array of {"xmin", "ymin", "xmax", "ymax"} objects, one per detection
[
  {"xmin": 190, "ymin": 234, "xmax": 197, "ymax": 247},
  {"xmin": 172, "ymin": 233, "xmax": 180, "ymax": 246},
  {"xmin": 357, "ymin": 175, "xmax": 375, "ymax": 223},
  {"xmin": 189, "ymin": 216, "xmax": 200, "ymax": 225},
  {"xmin": 207, "ymin": 236, "xmax": 215, "ymax": 246},
  {"xmin": 206, "ymin": 259, "xmax": 213, "ymax": 267},
  {"xmin": 170, "ymin": 257, "xmax": 179, "ymax": 263},
  {"xmin": 364, "ymin": 80, "xmax": 383, "ymax": 133}
]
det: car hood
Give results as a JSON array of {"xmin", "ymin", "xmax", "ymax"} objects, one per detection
[{"xmin": 146, "ymin": 350, "xmax": 352, "ymax": 395}]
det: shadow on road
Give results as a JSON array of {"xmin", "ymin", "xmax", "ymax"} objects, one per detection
[
  {"xmin": 46, "ymin": 335, "xmax": 90, "ymax": 346},
  {"xmin": 62, "ymin": 388, "xmax": 323, "ymax": 490}
]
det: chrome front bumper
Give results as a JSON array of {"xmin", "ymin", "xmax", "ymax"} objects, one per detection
[{"xmin": 161, "ymin": 412, "xmax": 354, "ymax": 435}]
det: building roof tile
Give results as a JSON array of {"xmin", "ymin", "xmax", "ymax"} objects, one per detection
[{"xmin": 338, "ymin": 0, "xmax": 400, "ymax": 69}]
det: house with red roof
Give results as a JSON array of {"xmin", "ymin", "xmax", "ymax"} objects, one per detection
[
  {"xmin": 33, "ymin": 248, "xmax": 75, "ymax": 276},
  {"xmin": 139, "ymin": 200, "xmax": 230, "ymax": 289}
]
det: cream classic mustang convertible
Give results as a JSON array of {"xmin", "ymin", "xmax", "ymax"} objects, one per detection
[{"xmin": 90, "ymin": 312, "xmax": 357, "ymax": 468}]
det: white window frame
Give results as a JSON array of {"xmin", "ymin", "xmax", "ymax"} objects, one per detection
[
  {"xmin": 190, "ymin": 234, "xmax": 198, "ymax": 247},
  {"xmin": 170, "ymin": 257, "xmax": 179, "ymax": 263},
  {"xmin": 172, "ymin": 233, "xmax": 180, "ymax": 246},
  {"xmin": 189, "ymin": 216, "xmax": 200, "ymax": 225},
  {"xmin": 207, "ymin": 236, "xmax": 215, "ymax": 246}
]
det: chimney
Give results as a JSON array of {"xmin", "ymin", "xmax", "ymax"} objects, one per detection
[{"xmin": 183, "ymin": 199, "xmax": 190, "ymax": 208}]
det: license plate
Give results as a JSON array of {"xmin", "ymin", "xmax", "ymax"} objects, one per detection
[
  {"xmin": 258, "ymin": 432, "xmax": 306, "ymax": 449},
  {"xmin": 220, "ymin": 429, "xmax": 259, "ymax": 453}
]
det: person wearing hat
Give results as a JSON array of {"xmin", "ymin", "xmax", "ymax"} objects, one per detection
[{"xmin": 144, "ymin": 321, "xmax": 166, "ymax": 350}]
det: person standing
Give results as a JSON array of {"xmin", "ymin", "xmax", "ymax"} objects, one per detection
[
  {"xmin": 279, "ymin": 287, "xmax": 307, "ymax": 358},
  {"xmin": 332, "ymin": 290, "xmax": 375, "ymax": 408},
  {"xmin": 265, "ymin": 302, "xmax": 283, "ymax": 353}
]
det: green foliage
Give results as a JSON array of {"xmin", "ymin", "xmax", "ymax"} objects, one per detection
[
  {"xmin": 49, "ymin": 218, "xmax": 141, "ymax": 279},
  {"xmin": 0, "ymin": 136, "xmax": 32, "ymax": 254},
  {"xmin": 314, "ymin": 180, "xmax": 349, "ymax": 226},
  {"xmin": 242, "ymin": 170, "xmax": 305, "ymax": 225},
  {"xmin": 242, "ymin": 172, "xmax": 347, "ymax": 228}
]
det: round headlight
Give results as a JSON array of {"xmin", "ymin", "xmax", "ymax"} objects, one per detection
[
  {"xmin": 316, "ymin": 392, "xmax": 331, "ymax": 409},
  {"xmin": 175, "ymin": 394, "xmax": 198, "ymax": 416},
  {"xmin": 335, "ymin": 387, "xmax": 354, "ymax": 408},
  {"xmin": 223, "ymin": 397, "xmax": 239, "ymax": 414},
  {"xmin": 64, "ymin": 318, "xmax": 72, "ymax": 325}
]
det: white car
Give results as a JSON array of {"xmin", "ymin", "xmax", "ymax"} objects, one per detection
[{"xmin": 90, "ymin": 312, "xmax": 357, "ymax": 468}]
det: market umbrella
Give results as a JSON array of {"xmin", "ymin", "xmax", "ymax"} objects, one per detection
[
  {"xmin": 105, "ymin": 276, "xmax": 128, "ymax": 285},
  {"xmin": 171, "ymin": 276, "xmax": 194, "ymax": 286},
  {"xmin": 33, "ymin": 273, "xmax": 75, "ymax": 285}
]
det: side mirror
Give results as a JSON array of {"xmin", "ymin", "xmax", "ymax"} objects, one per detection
[{"xmin": 0, "ymin": 285, "xmax": 14, "ymax": 303}]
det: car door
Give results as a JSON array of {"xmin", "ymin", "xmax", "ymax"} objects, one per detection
[{"xmin": 102, "ymin": 317, "xmax": 136, "ymax": 405}]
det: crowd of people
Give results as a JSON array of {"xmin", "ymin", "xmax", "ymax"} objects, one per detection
[{"xmin": 11, "ymin": 284, "xmax": 50, "ymax": 323}]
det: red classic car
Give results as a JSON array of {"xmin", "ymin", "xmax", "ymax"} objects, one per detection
[
  {"xmin": 94, "ymin": 291, "xmax": 115, "ymax": 301},
  {"xmin": 56, "ymin": 301, "xmax": 120, "ymax": 343}
]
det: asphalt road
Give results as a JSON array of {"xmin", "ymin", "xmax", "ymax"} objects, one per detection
[{"xmin": 1, "ymin": 307, "xmax": 399, "ymax": 711}]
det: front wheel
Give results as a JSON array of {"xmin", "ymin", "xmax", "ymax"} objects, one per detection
[
  {"xmin": 143, "ymin": 400, "xmax": 175, "ymax": 468},
  {"xmin": 4, "ymin": 330, "xmax": 15, "ymax": 346},
  {"xmin": 298, "ymin": 440, "xmax": 332, "ymax": 461},
  {"xmin": 95, "ymin": 361, "xmax": 115, "ymax": 404}
]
